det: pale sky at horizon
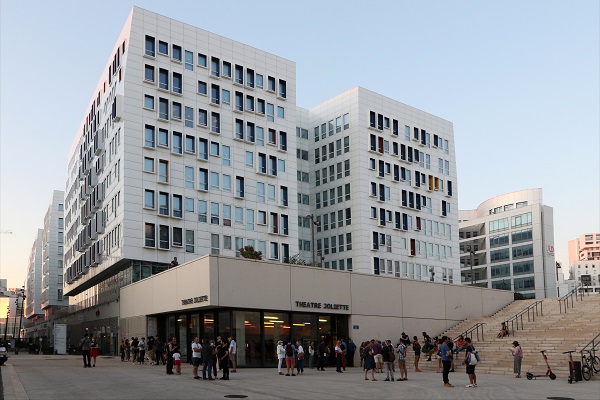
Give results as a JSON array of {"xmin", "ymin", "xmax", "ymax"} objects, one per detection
[{"xmin": 1, "ymin": 0, "xmax": 598, "ymax": 289}]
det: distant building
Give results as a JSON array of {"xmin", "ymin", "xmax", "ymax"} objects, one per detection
[
  {"xmin": 568, "ymin": 260, "xmax": 600, "ymax": 294},
  {"xmin": 568, "ymin": 233, "xmax": 600, "ymax": 265},
  {"xmin": 25, "ymin": 229, "xmax": 44, "ymax": 320},
  {"xmin": 459, "ymin": 188, "xmax": 557, "ymax": 298}
]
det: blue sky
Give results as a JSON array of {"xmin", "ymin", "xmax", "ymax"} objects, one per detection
[{"xmin": 1, "ymin": 0, "xmax": 598, "ymax": 287}]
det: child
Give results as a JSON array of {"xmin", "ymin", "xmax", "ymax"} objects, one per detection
[{"xmin": 173, "ymin": 349, "xmax": 182, "ymax": 375}]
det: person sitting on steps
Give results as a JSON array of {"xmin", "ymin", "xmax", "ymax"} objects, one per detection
[{"xmin": 497, "ymin": 322, "xmax": 509, "ymax": 338}]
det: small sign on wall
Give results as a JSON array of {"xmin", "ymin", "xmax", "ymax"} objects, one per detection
[{"xmin": 353, "ymin": 325, "xmax": 359, "ymax": 330}]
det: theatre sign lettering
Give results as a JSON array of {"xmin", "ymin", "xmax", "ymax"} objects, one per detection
[
  {"xmin": 295, "ymin": 301, "xmax": 350, "ymax": 311},
  {"xmin": 181, "ymin": 295, "xmax": 209, "ymax": 305}
]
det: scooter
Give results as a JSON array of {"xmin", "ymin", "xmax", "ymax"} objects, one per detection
[
  {"xmin": 526, "ymin": 350, "xmax": 556, "ymax": 380},
  {"xmin": 563, "ymin": 350, "xmax": 579, "ymax": 383}
]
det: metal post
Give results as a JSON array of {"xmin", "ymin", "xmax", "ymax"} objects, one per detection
[
  {"xmin": 470, "ymin": 250, "xmax": 475, "ymax": 286},
  {"xmin": 17, "ymin": 291, "xmax": 25, "ymax": 342}
]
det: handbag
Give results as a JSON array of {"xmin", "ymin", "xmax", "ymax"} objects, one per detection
[
  {"xmin": 468, "ymin": 349, "xmax": 479, "ymax": 366},
  {"xmin": 297, "ymin": 352, "xmax": 305, "ymax": 360}
]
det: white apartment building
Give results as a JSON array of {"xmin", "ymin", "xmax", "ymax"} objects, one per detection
[
  {"xmin": 569, "ymin": 260, "xmax": 600, "ymax": 294},
  {"xmin": 61, "ymin": 7, "xmax": 459, "ymax": 340},
  {"xmin": 25, "ymin": 191, "xmax": 67, "ymax": 320},
  {"xmin": 25, "ymin": 229, "xmax": 43, "ymax": 319},
  {"xmin": 458, "ymin": 189, "xmax": 557, "ymax": 298}
]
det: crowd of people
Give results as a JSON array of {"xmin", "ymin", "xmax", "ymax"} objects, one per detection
[{"xmin": 81, "ymin": 330, "xmax": 509, "ymax": 388}]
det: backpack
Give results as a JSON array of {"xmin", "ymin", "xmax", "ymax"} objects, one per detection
[
  {"xmin": 468, "ymin": 348, "xmax": 480, "ymax": 365},
  {"xmin": 285, "ymin": 343, "xmax": 294, "ymax": 357}
]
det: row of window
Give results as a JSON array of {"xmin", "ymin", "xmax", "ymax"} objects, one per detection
[
  {"xmin": 305, "ymin": 208, "xmax": 352, "ymax": 232},
  {"xmin": 368, "ymin": 111, "xmax": 449, "ymax": 154},
  {"xmin": 491, "ymin": 276, "xmax": 535, "ymax": 292},
  {"xmin": 489, "ymin": 228, "xmax": 533, "ymax": 248},
  {"xmin": 489, "ymin": 212, "xmax": 533, "ymax": 233},
  {"xmin": 313, "ymin": 114, "xmax": 350, "ymax": 142},
  {"xmin": 316, "ymin": 233, "xmax": 353, "ymax": 255},
  {"xmin": 373, "ymin": 258, "xmax": 453, "ymax": 283},
  {"xmin": 314, "ymin": 161, "xmax": 351, "ymax": 187},
  {"xmin": 144, "ymin": 35, "xmax": 287, "ymax": 98},
  {"xmin": 314, "ymin": 136, "xmax": 351, "ymax": 163},
  {"xmin": 490, "ymin": 244, "xmax": 534, "ymax": 263},
  {"xmin": 488, "ymin": 201, "xmax": 528, "ymax": 215},
  {"xmin": 490, "ymin": 260, "xmax": 535, "ymax": 278},
  {"xmin": 315, "ymin": 184, "xmax": 352, "ymax": 209}
]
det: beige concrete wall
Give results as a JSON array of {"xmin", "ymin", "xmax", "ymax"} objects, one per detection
[{"xmin": 120, "ymin": 255, "xmax": 514, "ymax": 344}]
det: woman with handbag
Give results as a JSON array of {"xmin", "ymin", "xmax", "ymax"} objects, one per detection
[{"xmin": 296, "ymin": 341, "xmax": 305, "ymax": 375}]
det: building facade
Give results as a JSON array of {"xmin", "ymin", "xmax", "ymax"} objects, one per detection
[
  {"xmin": 60, "ymin": 7, "xmax": 459, "ymax": 340},
  {"xmin": 568, "ymin": 260, "xmax": 600, "ymax": 294},
  {"xmin": 458, "ymin": 189, "xmax": 557, "ymax": 298},
  {"xmin": 25, "ymin": 229, "xmax": 43, "ymax": 319},
  {"xmin": 568, "ymin": 233, "xmax": 600, "ymax": 265}
]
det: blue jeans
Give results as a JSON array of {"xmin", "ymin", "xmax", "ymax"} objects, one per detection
[
  {"xmin": 202, "ymin": 358, "xmax": 213, "ymax": 379},
  {"xmin": 297, "ymin": 358, "xmax": 304, "ymax": 373}
]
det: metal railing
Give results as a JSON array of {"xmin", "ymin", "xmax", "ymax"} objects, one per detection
[
  {"xmin": 580, "ymin": 332, "xmax": 600, "ymax": 355},
  {"xmin": 454, "ymin": 322, "xmax": 486, "ymax": 342},
  {"xmin": 580, "ymin": 332, "xmax": 600, "ymax": 377},
  {"xmin": 503, "ymin": 300, "xmax": 543, "ymax": 335},
  {"xmin": 558, "ymin": 283, "xmax": 584, "ymax": 313}
]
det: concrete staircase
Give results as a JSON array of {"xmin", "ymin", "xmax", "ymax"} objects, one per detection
[{"xmin": 409, "ymin": 295, "xmax": 600, "ymax": 378}]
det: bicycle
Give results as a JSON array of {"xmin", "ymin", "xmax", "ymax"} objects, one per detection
[
  {"xmin": 582, "ymin": 350, "xmax": 600, "ymax": 373},
  {"xmin": 580, "ymin": 350, "xmax": 597, "ymax": 381}
]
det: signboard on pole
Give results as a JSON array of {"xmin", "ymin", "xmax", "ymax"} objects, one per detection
[{"xmin": 54, "ymin": 324, "xmax": 67, "ymax": 355}]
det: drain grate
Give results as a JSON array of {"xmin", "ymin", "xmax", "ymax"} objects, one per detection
[
  {"xmin": 547, "ymin": 397, "xmax": 575, "ymax": 400},
  {"xmin": 224, "ymin": 396, "xmax": 248, "ymax": 399}
]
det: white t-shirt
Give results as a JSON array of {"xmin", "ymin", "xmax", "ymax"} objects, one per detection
[
  {"xmin": 297, "ymin": 345, "xmax": 304, "ymax": 354},
  {"xmin": 229, "ymin": 340, "xmax": 237, "ymax": 355},
  {"xmin": 138, "ymin": 340, "xmax": 146, "ymax": 350},
  {"xmin": 173, "ymin": 352, "xmax": 181, "ymax": 361},
  {"xmin": 192, "ymin": 342, "xmax": 202, "ymax": 358},
  {"xmin": 277, "ymin": 344, "xmax": 285, "ymax": 359}
]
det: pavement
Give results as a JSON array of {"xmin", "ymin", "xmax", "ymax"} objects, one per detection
[{"xmin": 1, "ymin": 354, "xmax": 599, "ymax": 400}]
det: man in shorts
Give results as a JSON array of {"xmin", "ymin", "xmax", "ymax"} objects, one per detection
[
  {"xmin": 191, "ymin": 337, "xmax": 202, "ymax": 379},
  {"xmin": 372, "ymin": 340, "xmax": 383, "ymax": 373},
  {"xmin": 397, "ymin": 339, "xmax": 408, "ymax": 381},
  {"xmin": 228, "ymin": 336, "xmax": 237, "ymax": 372},
  {"xmin": 285, "ymin": 341, "xmax": 296, "ymax": 376}
]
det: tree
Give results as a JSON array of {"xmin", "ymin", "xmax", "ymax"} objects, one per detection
[{"xmin": 240, "ymin": 245, "xmax": 262, "ymax": 260}]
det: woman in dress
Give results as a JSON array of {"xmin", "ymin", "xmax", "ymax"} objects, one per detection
[
  {"xmin": 412, "ymin": 336, "xmax": 422, "ymax": 372},
  {"xmin": 125, "ymin": 338, "xmax": 130, "ymax": 361},
  {"xmin": 363, "ymin": 341, "xmax": 376, "ymax": 381},
  {"xmin": 359, "ymin": 341, "xmax": 366, "ymax": 367},
  {"xmin": 89, "ymin": 337, "xmax": 99, "ymax": 367},
  {"xmin": 120, "ymin": 338, "xmax": 125, "ymax": 361}
]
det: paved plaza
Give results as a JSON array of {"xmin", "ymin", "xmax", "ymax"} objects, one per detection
[{"xmin": 1, "ymin": 354, "xmax": 598, "ymax": 400}]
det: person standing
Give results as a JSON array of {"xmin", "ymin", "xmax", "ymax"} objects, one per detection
[
  {"xmin": 317, "ymin": 340, "xmax": 327, "ymax": 371},
  {"xmin": 120, "ymin": 338, "xmax": 126, "ymax": 361},
  {"xmin": 412, "ymin": 336, "xmax": 422, "ymax": 372},
  {"xmin": 308, "ymin": 341, "xmax": 316, "ymax": 369},
  {"xmin": 125, "ymin": 338, "xmax": 130, "ymax": 361},
  {"xmin": 334, "ymin": 340, "xmax": 343, "ymax": 373},
  {"xmin": 80, "ymin": 333, "xmax": 91, "ymax": 368},
  {"xmin": 191, "ymin": 337, "xmax": 202, "ymax": 379},
  {"xmin": 173, "ymin": 347, "xmax": 182, "ymax": 375},
  {"xmin": 154, "ymin": 336, "xmax": 165, "ymax": 365},
  {"xmin": 276, "ymin": 340, "xmax": 286, "ymax": 375},
  {"xmin": 170, "ymin": 257, "xmax": 179, "ymax": 268},
  {"xmin": 146, "ymin": 336, "xmax": 155, "ymax": 364},
  {"xmin": 511, "ymin": 341, "xmax": 523, "ymax": 378},
  {"xmin": 462, "ymin": 337, "xmax": 477, "ymax": 387},
  {"xmin": 372, "ymin": 340, "xmax": 383, "ymax": 373},
  {"xmin": 440, "ymin": 336, "xmax": 454, "ymax": 387},
  {"xmin": 296, "ymin": 341, "xmax": 305, "ymax": 375},
  {"xmin": 382, "ymin": 340, "xmax": 395, "ymax": 381},
  {"xmin": 166, "ymin": 337, "xmax": 177, "ymax": 375},
  {"xmin": 363, "ymin": 342, "xmax": 376, "ymax": 381},
  {"xmin": 285, "ymin": 341, "xmax": 296, "ymax": 376},
  {"xmin": 89, "ymin": 337, "xmax": 99, "ymax": 367},
  {"xmin": 346, "ymin": 339, "xmax": 356, "ymax": 367},
  {"xmin": 228, "ymin": 336, "xmax": 237, "ymax": 372},
  {"xmin": 138, "ymin": 337, "xmax": 146, "ymax": 365},
  {"xmin": 359, "ymin": 341, "xmax": 366, "ymax": 368},
  {"xmin": 202, "ymin": 339, "xmax": 215, "ymax": 380},
  {"xmin": 218, "ymin": 341, "xmax": 230, "ymax": 380},
  {"xmin": 397, "ymin": 339, "xmax": 408, "ymax": 381},
  {"xmin": 131, "ymin": 337, "xmax": 139, "ymax": 364}
]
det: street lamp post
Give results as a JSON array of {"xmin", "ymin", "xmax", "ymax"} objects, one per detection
[
  {"xmin": 306, "ymin": 215, "xmax": 320, "ymax": 267},
  {"xmin": 17, "ymin": 288, "xmax": 25, "ymax": 343}
]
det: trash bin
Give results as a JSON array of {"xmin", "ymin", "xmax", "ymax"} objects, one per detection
[{"xmin": 570, "ymin": 361, "xmax": 582, "ymax": 382}]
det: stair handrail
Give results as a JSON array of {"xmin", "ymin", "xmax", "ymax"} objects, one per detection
[
  {"xmin": 580, "ymin": 332, "xmax": 600, "ymax": 356},
  {"xmin": 503, "ymin": 300, "xmax": 544, "ymax": 335},
  {"xmin": 453, "ymin": 322, "xmax": 485, "ymax": 342},
  {"xmin": 558, "ymin": 283, "xmax": 584, "ymax": 314}
]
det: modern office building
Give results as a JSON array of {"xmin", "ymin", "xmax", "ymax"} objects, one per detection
[
  {"xmin": 568, "ymin": 233, "xmax": 600, "ymax": 265},
  {"xmin": 458, "ymin": 189, "xmax": 557, "ymax": 298},
  {"xmin": 25, "ymin": 190, "xmax": 67, "ymax": 321},
  {"xmin": 25, "ymin": 229, "xmax": 43, "ymax": 320},
  {"xmin": 61, "ymin": 7, "xmax": 459, "ymax": 343}
]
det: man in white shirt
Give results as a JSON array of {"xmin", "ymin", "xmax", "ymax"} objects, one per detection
[
  {"xmin": 191, "ymin": 337, "xmax": 202, "ymax": 379},
  {"xmin": 228, "ymin": 336, "xmax": 237, "ymax": 372}
]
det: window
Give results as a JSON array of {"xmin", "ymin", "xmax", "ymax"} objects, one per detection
[
  {"xmin": 158, "ymin": 160, "xmax": 168, "ymax": 183},
  {"xmin": 172, "ymin": 44, "xmax": 182, "ymax": 62},
  {"xmin": 159, "ymin": 68, "xmax": 169, "ymax": 90},
  {"xmin": 279, "ymin": 131, "xmax": 287, "ymax": 151},
  {"xmin": 246, "ymin": 68, "xmax": 254, "ymax": 88},
  {"xmin": 235, "ymin": 91, "xmax": 243, "ymax": 111},
  {"xmin": 280, "ymin": 186, "xmax": 288, "ymax": 206},
  {"xmin": 277, "ymin": 106, "xmax": 285, "ymax": 119},
  {"xmin": 222, "ymin": 174, "xmax": 231, "ymax": 192},
  {"xmin": 172, "ymin": 72, "xmax": 182, "ymax": 94},
  {"xmin": 210, "ymin": 171, "xmax": 220, "ymax": 190},
  {"xmin": 246, "ymin": 95, "xmax": 254, "ymax": 112},
  {"xmin": 256, "ymin": 73, "xmax": 263, "ymax": 89},
  {"xmin": 211, "ymin": 57, "xmax": 220, "ymax": 77},
  {"xmin": 172, "ymin": 102, "xmax": 182, "ymax": 120},
  {"xmin": 198, "ymin": 200, "xmax": 207, "ymax": 222},
  {"xmin": 158, "ymin": 41, "xmax": 168, "ymax": 56},
  {"xmin": 172, "ymin": 132, "xmax": 182, "ymax": 154},
  {"xmin": 235, "ymin": 176, "xmax": 245, "ymax": 198},
  {"xmin": 278, "ymin": 79, "xmax": 286, "ymax": 98},
  {"xmin": 210, "ymin": 141, "xmax": 220, "ymax": 157},
  {"xmin": 144, "ymin": 223, "xmax": 156, "ymax": 247},
  {"xmin": 158, "ymin": 98, "xmax": 169, "ymax": 120},
  {"xmin": 234, "ymin": 64, "xmax": 244, "ymax": 85},
  {"xmin": 513, "ymin": 244, "xmax": 534, "ymax": 259},
  {"xmin": 211, "ymin": 202, "xmax": 220, "ymax": 224},
  {"xmin": 198, "ymin": 80, "xmax": 207, "ymax": 95},
  {"xmin": 222, "ymin": 89, "xmax": 230, "ymax": 105},
  {"xmin": 222, "ymin": 61, "xmax": 231, "ymax": 78},
  {"xmin": 199, "ymin": 168, "xmax": 208, "ymax": 190},
  {"xmin": 144, "ymin": 125, "xmax": 155, "ymax": 148},
  {"xmin": 235, "ymin": 207, "xmax": 244, "ymax": 225},
  {"xmin": 173, "ymin": 195, "xmax": 182, "ymax": 218},
  {"xmin": 198, "ymin": 109, "xmax": 208, "ymax": 127},
  {"xmin": 185, "ymin": 230, "xmax": 195, "ymax": 253},
  {"xmin": 247, "ymin": 209, "xmax": 255, "ymax": 230},
  {"xmin": 198, "ymin": 138, "xmax": 208, "ymax": 160},
  {"xmin": 144, "ymin": 189, "xmax": 155, "ymax": 208},
  {"xmin": 144, "ymin": 65, "xmax": 155, "ymax": 82},
  {"xmin": 246, "ymin": 122, "xmax": 255, "ymax": 143},
  {"xmin": 158, "ymin": 225, "xmax": 169, "ymax": 249},
  {"xmin": 184, "ymin": 107, "xmax": 193, "ymax": 127},
  {"xmin": 158, "ymin": 192, "xmax": 169, "ymax": 216},
  {"xmin": 245, "ymin": 151, "xmax": 254, "ymax": 167},
  {"xmin": 211, "ymin": 112, "xmax": 220, "ymax": 133},
  {"xmin": 267, "ymin": 103, "xmax": 274, "ymax": 122},
  {"xmin": 185, "ymin": 135, "xmax": 195, "ymax": 153},
  {"xmin": 145, "ymin": 35, "xmax": 155, "ymax": 57},
  {"xmin": 143, "ymin": 157, "xmax": 154, "ymax": 173},
  {"xmin": 144, "ymin": 94, "xmax": 154, "ymax": 110},
  {"xmin": 211, "ymin": 84, "xmax": 220, "ymax": 104},
  {"xmin": 198, "ymin": 53, "xmax": 207, "ymax": 68},
  {"xmin": 222, "ymin": 145, "xmax": 230, "ymax": 166},
  {"xmin": 184, "ymin": 50, "xmax": 193, "ymax": 70},
  {"xmin": 185, "ymin": 197, "xmax": 194, "ymax": 212}
]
